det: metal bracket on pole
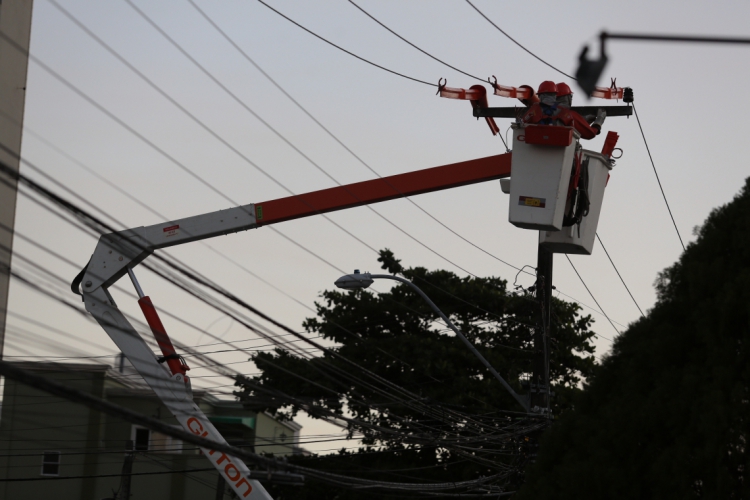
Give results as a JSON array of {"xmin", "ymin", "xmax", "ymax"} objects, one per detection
[{"xmin": 532, "ymin": 246, "xmax": 553, "ymax": 413}]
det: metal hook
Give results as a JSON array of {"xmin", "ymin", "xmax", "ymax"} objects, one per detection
[
  {"xmin": 436, "ymin": 77, "xmax": 446, "ymax": 95},
  {"xmin": 610, "ymin": 77, "xmax": 619, "ymax": 102},
  {"xmin": 489, "ymin": 75, "xmax": 499, "ymax": 90}
]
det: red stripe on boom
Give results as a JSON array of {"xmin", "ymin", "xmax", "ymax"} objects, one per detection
[{"xmin": 255, "ymin": 152, "xmax": 511, "ymax": 226}]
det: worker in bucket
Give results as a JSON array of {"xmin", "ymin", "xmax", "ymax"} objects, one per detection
[
  {"xmin": 522, "ymin": 81, "xmax": 561, "ymax": 125},
  {"xmin": 556, "ymin": 82, "xmax": 607, "ymax": 138},
  {"xmin": 524, "ymin": 81, "xmax": 603, "ymax": 139},
  {"xmin": 556, "ymin": 82, "xmax": 574, "ymax": 109}
]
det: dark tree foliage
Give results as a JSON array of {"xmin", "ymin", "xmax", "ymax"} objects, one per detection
[
  {"xmin": 235, "ymin": 250, "xmax": 596, "ymax": 496},
  {"xmin": 518, "ymin": 178, "xmax": 750, "ymax": 499}
]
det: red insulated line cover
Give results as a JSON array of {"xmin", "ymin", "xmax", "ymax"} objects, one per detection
[
  {"xmin": 601, "ymin": 131, "xmax": 620, "ymax": 158},
  {"xmin": 254, "ymin": 152, "xmax": 511, "ymax": 226},
  {"xmin": 137, "ymin": 296, "xmax": 187, "ymax": 377}
]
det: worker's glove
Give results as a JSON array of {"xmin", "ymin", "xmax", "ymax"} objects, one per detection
[{"xmin": 594, "ymin": 108, "xmax": 607, "ymax": 127}]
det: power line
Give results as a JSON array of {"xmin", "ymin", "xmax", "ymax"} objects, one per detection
[
  {"xmin": 564, "ymin": 255, "xmax": 620, "ymax": 336},
  {"xmin": 135, "ymin": 453, "xmax": 222, "ymax": 492},
  {"xmin": 347, "ymin": 0, "xmax": 485, "ymax": 83},
  {"xmin": 595, "ymin": 233, "xmax": 644, "ymax": 317},
  {"xmin": 632, "ymin": 103, "xmax": 685, "ymax": 251},
  {"xmin": 5, "ymin": 9, "xmax": 628, "ymax": 486},
  {"xmin": 0, "ymin": 38, "xmax": 233, "ymax": 208},
  {"xmin": 463, "ymin": 0, "xmax": 575, "ymax": 80},
  {"xmin": 255, "ymin": 0, "xmax": 437, "ymax": 87}
]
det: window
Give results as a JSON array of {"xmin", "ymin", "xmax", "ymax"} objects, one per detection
[
  {"xmin": 131, "ymin": 426, "xmax": 183, "ymax": 453},
  {"xmin": 41, "ymin": 451, "xmax": 60, "ymax": 476},
  {"xmin": 134, "ymin": 427, "xmax": 150, "ymax": 451}
]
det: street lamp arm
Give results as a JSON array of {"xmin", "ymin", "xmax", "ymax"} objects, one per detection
[{"xmin": 369, "ymin": 275, "xmax": 530, "ymax": 412}]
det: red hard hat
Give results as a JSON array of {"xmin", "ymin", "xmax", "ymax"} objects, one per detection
[
  {"xmin": 537, "ymin": 81, "xmax": 557, "ymax": 94},
  {"xmin": 556, "ymin": 82, "xmax": 573, "ymax": 96}
]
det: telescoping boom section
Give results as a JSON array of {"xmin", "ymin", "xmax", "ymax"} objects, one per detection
[{"xmin": 74, "ymin": 152, "xmax": 511, "ymax": 499}]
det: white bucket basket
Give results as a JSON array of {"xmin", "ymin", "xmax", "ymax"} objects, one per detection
[
  {"xmin": 508, "ymin": 123, "xmax": 580, "ymax": 231},
  {"xmin": 540, "ymin": 150, "xmax": 612, "ymax": 255}
]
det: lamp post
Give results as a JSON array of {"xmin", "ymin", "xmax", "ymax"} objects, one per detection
[{"xmin": 334, "ymin": 271, "xmax": 531, "ymax": 412}]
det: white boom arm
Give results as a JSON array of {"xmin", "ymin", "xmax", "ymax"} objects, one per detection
[
  {"xmin": 78, "ymin": 204, "xmax": 272, "ymax": 499},
  {"xmin": 75, "ymin": 151, "xmax": 518, "ymax": 496}
]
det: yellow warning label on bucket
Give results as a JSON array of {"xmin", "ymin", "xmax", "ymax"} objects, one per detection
[{"xmin": 518, "ymin": 196, "xmax": 546, "ymax": 208}]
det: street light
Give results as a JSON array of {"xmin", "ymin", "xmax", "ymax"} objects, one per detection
[{"xmin": 334, "ymin": 271, "xmax": 531, "ymax": 412}]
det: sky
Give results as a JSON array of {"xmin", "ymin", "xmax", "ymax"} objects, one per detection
[{"xmin": 5, "ymin": 0, "xmax": 750, "ymax": 453}]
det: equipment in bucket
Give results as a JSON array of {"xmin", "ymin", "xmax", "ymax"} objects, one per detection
[
  {"xmin": 562, "ymin": 152, "xmax": 590, "ymax": 234},
  {"xmin": 458, "ymin": 78, "xmax": 629, "ymax": 254}
]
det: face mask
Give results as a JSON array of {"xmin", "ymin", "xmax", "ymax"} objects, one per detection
[
  {"xmin": 557, "ymin": 95, "xmax": 572, "ymax": 108},
  {"xmin": 540, "ymin": 94, "xmax": 557, "ymax": 106}
]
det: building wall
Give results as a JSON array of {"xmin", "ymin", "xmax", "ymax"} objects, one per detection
[
  {"xmin": 254, "ymin": 412, "xmax": 300, "ymax": 456},
  {"xmin": 0, "ymin": 363, "xmax": 300, "ymax": 499},
  {"xmin": 0, "ymin": 366, "xmax": 106, "ymax": 500}
]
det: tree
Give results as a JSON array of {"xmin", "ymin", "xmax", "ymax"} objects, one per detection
[
  {"xmin": 517, "ymin": 178, "xmax": 750, "ymax": 499},
  {"xmin": 235, "ymin": 250, "xmax": 597, "ymax": 496}
]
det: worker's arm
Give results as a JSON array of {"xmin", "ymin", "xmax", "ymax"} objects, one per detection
[{"xmin": 570, "ymin": 109, "xmax": 605, "ymax": 140}]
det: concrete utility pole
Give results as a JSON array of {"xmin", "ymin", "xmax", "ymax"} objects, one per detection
[
  {"xmin": 531, "ymin": 246, "xmax": 553, "ymax": 411},
  {"xmin": 118, "ymin": 440, "xmax": 135, "ymax": 500},
  {"xmin": 215, "ymin": 473, "xmax": 227, "ymax": 500},
  {"xmin": 0, "ymin": 0, "xmax": 34, "ymax": 359}
]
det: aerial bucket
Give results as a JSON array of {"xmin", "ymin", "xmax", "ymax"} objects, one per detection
[
  {"xmin": 540, "ymin": 150, "xmax": 612, "ymax": 255},
  {"xmin": 508, "ymin": 123, "xmax": 580, "ymax": 231}
]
